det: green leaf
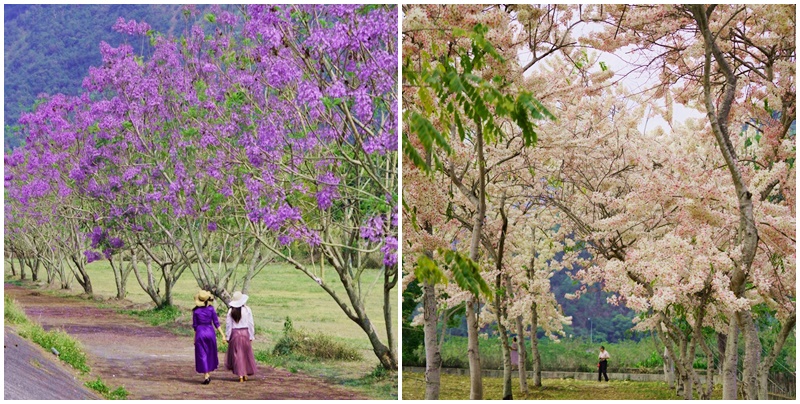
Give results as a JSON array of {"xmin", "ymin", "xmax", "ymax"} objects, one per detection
[
  {"xmin": 415, "ymin": 255, "xmax": 448, "ymax": 286},
  {"xmin": 205, "ymin": 13, "xmax": 216, "ymax": 23}
]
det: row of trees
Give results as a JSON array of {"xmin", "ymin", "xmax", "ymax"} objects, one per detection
[
  {"xmin": 403, "ymin": 4, "xmax": 794, "ymax": 399},
  {"xmin": 5, "ymin": 5, "xmax": 398, "ymax": 370}
]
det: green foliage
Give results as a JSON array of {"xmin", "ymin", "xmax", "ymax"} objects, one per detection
[
  {"xmin": 272, "ymin": 316, "xmax": 361, "ymax": 361},
  {"xmin": 18, "ymin": 323, "xmax": 91, "ymax": 373},
  {"xmin": 403, "ymin": 23, "xmax": 555, "ymax": 173},
  {"xmin": 4, "ymin": 295, "xmax": 29, "ymax": 325},
  {"xmin": 442, "ymin": 249, "xmax": 492, "ymax": 299},
  {"xmin": 413, "ymin": 255, "xmax": 448, "ymax": 286},
  {"xmin": 636, "ymin": 350, "xmax": 664, "ymax": 368},
  {"xmin": 85, "ymin": 377, "xmax": 128, "ymax": 400},
  {"xmin": 6, "ymin": 296, "xmax": 90, "ymax": 373},
  {"xmin": 369, "ymin": 363, "xmax": 390, "ymax": 380},
  {"xmin": 401, "ymin": 279, "xmax": 424, "ymax": 365},
  {"xmin": 119, "ymin": 305, "xmax": 180, "ymax": 327}
]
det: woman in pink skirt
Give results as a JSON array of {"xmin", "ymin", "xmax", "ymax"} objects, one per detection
[{"xmin": 225, "ymin": 291, "xmax": 257, "ymax": 382}]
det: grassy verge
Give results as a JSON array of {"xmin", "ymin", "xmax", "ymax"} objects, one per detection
[
  {"xmin": 85, "ymin": 377, "xmax": 129, "ymax": 400},
  {"xmin": 401, "ymin": 371, "xmax": 723, "ymax": 400},
  {"xmin": 256, "ymin": 349, "xmax": 397, "ymax": 399},
  {"xmin": 5, "ymin": 296, "xmax": 90, "ymax": 373}
]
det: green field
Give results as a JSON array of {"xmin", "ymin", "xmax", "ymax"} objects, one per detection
[
  {"xmin": 6, "ymin": 260, "xmax": 397, "ymax": 398},
  {"xmin": 401, "ymin": 372, "xmax": 723, "ymax": 400}
]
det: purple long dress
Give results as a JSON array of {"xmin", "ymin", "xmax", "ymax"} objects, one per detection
[{"xmin": 193, "ymin": 305, "xmax": 220, "ymax": 373}]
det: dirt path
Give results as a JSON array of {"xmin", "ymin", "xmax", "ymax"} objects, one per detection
[{"xmin": 5, "ymin": 284, "xmax": 366, "ymax": 400}]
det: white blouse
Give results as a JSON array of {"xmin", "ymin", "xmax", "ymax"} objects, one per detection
[{"xmin": 226, "ymin": 305, "xmax": 255, "ymax": 341}]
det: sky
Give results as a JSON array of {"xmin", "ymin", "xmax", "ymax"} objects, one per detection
[{"xmin": 513, "ymin": 9, "xmax": 705, "ymax": 136}]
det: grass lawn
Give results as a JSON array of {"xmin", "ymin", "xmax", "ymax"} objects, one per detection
[
  {"xmin": 401, "ymin": 372, "xmax": 723, "ymax": 400},
  {"xmin": 6, "ymin": 260, "xmax": 397, "ymax": 399}
]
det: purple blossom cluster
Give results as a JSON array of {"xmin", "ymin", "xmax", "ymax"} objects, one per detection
[{"xmin": 359, "ymin": 206, "xmax": 399, "ymax": 268}]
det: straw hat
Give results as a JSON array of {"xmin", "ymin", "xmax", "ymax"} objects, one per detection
[
  {"xmin": 229, "ymin": 291, "xmax": 249, "ymax": 308},
  {"xmin": 194, "ymin": 290, "xmax": 214, "ymax": 307}
]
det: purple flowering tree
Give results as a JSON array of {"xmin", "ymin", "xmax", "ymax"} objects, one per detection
[{"xmin": 4, "ymin": 4, "xmax": 398, "ymax": 370}]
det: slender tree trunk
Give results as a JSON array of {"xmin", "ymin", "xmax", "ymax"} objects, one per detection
[
  {"xmin": 31, "ymin": 257, "xmax": 40, "ymax": 282},
  {"xmin": 465, "ymin": 298, "xmax": 483, "ymax": 399},
  {"xmin": 740, "ymin": 311, "xmax": 761, "ymax": 399},
  {"xmin": 530, "ymin": 302, "xmax": 542, "ymax": 387},
  {"xmin": 757, "ymin": 314, "xmax": 795, "ymax": 399},
  {"xmin": 109, "ymin": 255, "xmax": 126, "ymax": 299},
  {"xmin": 722, "ymin": 319, "xmax": 740, "ymax": 399},
  {"xmin": 466, "ymin": 123, "xmax": 486, "ymax": 400},
  {"xmin": 20, "ymin": 257, "xmax": 28, "ymax": 280},
  {"xmin": 717, "ymin": 333, "xmax": 726, "ymax": 381},
  {"xmin": 423, "ymin": 281, "xmax": 442, "ymax": 400},
  {"xmin": 664, "ymin": 346, "xmax": 675, "ymax": 389},
  {"xmin": 515, "ymin": 316, "xmax": 528, "ymax": 394},
  {"xmin": 9, "ymin": 252, "xmax": 18, "ymax": 277},
  {"xmin": 384, "ymin": 265, "xmax": 397, "ymax": 370},
  {"xmin": 493, "ymin": 275, "xmax": 512, "ymax": 399},
  {"xmin": 132, "ymin": 253, "xmax": 164, "ymax": 308}
]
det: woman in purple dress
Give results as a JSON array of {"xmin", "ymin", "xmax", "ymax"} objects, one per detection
[{"xmin": 193, "ymin": 290, "xmax": 226, "ymax": 384}]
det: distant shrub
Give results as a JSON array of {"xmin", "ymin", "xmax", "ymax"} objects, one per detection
[
  {"xmin": 121, "ymin": 305, "xmax": 180, "ymax": 326},
  {"xmin": 272, "ymin": 316, "xmax": 361, "ymax": 361}
]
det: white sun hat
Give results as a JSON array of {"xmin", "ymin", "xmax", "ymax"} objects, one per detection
[{"xmin": 229, "ymin": 291, "xmax": 249, "ymax": 307}]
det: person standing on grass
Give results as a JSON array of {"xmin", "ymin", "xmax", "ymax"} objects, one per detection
[
  {"xmin": 510, "ymin": 336, "xmax": 519, "ymax": 370},
  {"xmin": 598, "ymin": 345, "xmax": 610, "ymax": 382},
  {"xmin": 193, "ymin": 290, "xmax": 226, "ymax": 385},
  {"xmin": 225, "ymin": 291, "xmax": 258, "ymax": 382}
]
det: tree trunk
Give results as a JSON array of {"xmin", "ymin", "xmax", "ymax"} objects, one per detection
[
  {"xmin": 384, "ymin": 263, "xmax": 398, "ymax": 372},
  {"xmin": 132, "ymin": 253, "xmax": 164, "ymax": 308},
  {"xmin": 109, "ymin": 254, "xmax": 126, "ymax": 299},
  {"xmin": 664, "ymin": 346, "xmax": 675, "ymax": 389},
  {"xmin": 740, "ymin": 311, "xmax": 761, "ymax": 399},
  {"xmin": 530, "ymin": 302, "xmax": 542, "ymax": 387},
  {"xmin": 31, "ymin": 257, "xmax": 40, "ymax": 282},
  {"xmin": 466, "ymin": 123, "xmax": 486, "ymax": 400},
  {"xmin": 717, "ymin": 333, "xmax": 726, "ymax": 380},
  {"xmin": 493, "ymin": 282, "xmax": 512, "ymax": 400},
  {"xmin": 722, "ymin": 319, "xmax": 740, "ymax": 399},
  {"xmin": 466, "ymin": 297, "xmax": 483, "ymax": 399},
  {"xmin": 757, "ymin": 314, "xmax": 795, "ymax": 399},
  {"xmin": 515, "ymin": 316, "xmax": 528, "ymax": 394},
  {"xmin": 20, "ymin": 257, "xmax": 28, "ymax": 280},
  {"xmin": 8, "ymin": 251, "xmax": 17, "ymax": 277},
  {"xmin": 423, "ymin": 281, "xmax": 442, "ymax": 400}
]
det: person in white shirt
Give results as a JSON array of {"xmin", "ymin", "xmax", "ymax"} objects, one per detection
[
  {"xmin": 598, "ymin": 346, "xmax": 610, "ymax": 382},
  {"xmin": 225, "ymin": 291, "xmax": 258, "ymax": 382}
]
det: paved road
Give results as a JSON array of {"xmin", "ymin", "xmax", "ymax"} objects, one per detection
[{"xmin": 4, "ymin": 329, "xmax": 100, "ymax": 400}]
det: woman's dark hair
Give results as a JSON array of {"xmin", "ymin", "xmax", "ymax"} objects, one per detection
[
  {"xmin": 193, "ymin": 300, "xmax": 211, "ymax": 311},
  {"xmin": 513, "ymin": 336, "xmax": 517, "ymax": 342},
  {"xmin": 600, "ymin": 345, "xmax": 605, "ymax": 350},
  {"xmin": 231, "ymin": 306, "xmax": 242, "ymax": 323}
]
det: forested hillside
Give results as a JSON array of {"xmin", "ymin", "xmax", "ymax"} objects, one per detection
[{"xmin": 4, "ymin": 4, "xmax": 206, "ymax": 150}]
